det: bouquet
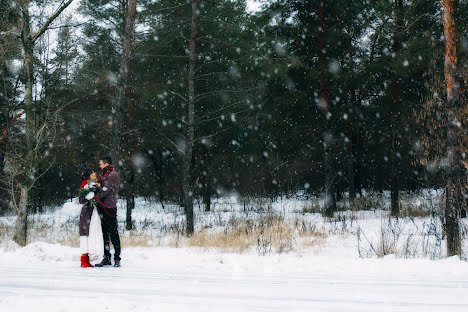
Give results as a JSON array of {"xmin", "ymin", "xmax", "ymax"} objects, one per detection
[{"xmin": 79, "ymin": 180, "xmax": 102, "ymax": 207}]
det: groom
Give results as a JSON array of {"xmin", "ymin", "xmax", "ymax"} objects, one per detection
[{"xmin": 95, "ymin": 156, "xmax": 122, "ymax": 267}]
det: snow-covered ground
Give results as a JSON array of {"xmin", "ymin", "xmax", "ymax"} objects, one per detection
[
  {"xmin": 1, "ymin": 192, "xmax": 468, "ymax": 311},
  {"xmin": 1, "ymin": 243, "xmax": 468, "ymax": 312}
]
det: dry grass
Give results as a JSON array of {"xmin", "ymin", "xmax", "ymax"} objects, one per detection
[
  {"xmin": 0, "ymin": 225, "xmax": 7, "ymax": 238},
  {"xmin": 301, "ymin": 195, "xmax": 385, "ymax": 214},
  {"xmin": 121, "ymin": 234, "xmax": 156, "ymax": 247},
  {"xmin": 161, "ymin": 215, "xmax": 328, "ymax": 254},
  {"xmin": 399, "ymin": 204, "xmax": 433, "ymax": 218},
  {"xmin": 349, "ymin": 196, "xmax": 383, "ymax": 211}
]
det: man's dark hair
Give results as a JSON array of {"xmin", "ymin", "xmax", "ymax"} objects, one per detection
[
  {"xmin": 81, "ymin": 168, "xmax": 95, "ymax": 181},
  {"xmin": 101, "ymin": 156, "xmax": 112, "ymax": 165}
]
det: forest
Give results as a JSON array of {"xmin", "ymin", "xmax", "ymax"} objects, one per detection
[{"xmin": 0, "ymin": 0, "xmax": 467, "ymax": 256}]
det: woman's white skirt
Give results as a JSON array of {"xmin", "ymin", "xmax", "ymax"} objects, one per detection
[{"xmin": 80, "ymin": 206, "xmax": 104, "ymax": 255}]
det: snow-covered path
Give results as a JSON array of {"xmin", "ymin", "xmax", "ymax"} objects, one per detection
[
  {"xmin": 1, "ymin": 244, "xmax": 468, "ymax": 311},
  {"xmin": 2, "ymin": 266, "xmax": 468, "ymax": 312}
]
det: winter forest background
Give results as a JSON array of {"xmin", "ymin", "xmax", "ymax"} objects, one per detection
[{"xmin": 0, "ymin": 0, "xmax": 467, "ymax": 258}]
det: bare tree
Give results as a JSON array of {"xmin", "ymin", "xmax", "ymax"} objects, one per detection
[
  {"xmin": 12, "ymin": 0, "xmax": 73, "ymax": 246},
  {"xmin": 442, "ymin": 0, "xmax": 462, "ymax": 257},
  {"xmin": 3, "ymin": 102, "xmax": 60, "ymax": 245}
]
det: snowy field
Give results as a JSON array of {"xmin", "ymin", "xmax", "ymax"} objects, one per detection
[
  {"xmin": 1, "ymin": 191, "xmax": 468, "ymax": 311},
  {"xmin": 1, "ymin": 244, "xmax": 468, "ymax": 311}
]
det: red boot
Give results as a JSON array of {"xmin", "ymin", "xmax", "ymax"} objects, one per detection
[{"xmin": 81, "ymin": 254, "xmax": 94, "ymax": 268}]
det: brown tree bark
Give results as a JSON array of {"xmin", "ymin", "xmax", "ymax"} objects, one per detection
[
  {"xmin": 318, "ymin": 3, "xmax": 336, "ymax": 217},
  {"xmin": 182, "ymin": 0, "xmax": 199, "ymax": 235},
  {"xmin": 443, "ymin": 0, "xmax": 462, "ymax": 257},
  {"xmin": 390, "ymin": 0, "xmax": 404, "ymax": 217}
]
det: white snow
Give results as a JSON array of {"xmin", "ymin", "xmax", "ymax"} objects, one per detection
[
  {"xmin": 1, "ymin": 243, "xmax": 468, "ymax": 312},
  {"xmin": 60, "ymin": 201, "xmax": 82, "ymax": 217}
]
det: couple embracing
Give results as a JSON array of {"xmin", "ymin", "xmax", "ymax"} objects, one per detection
[{"xmin": 78, "ymin": 156, "xmax": 121, "ymax": 268}]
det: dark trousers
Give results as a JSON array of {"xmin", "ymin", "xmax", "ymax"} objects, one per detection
[{"xmin": 99, "ymin": 209, "xmax": 121, "ymax": 261}]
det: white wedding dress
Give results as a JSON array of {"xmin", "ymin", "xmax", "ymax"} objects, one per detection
[{"xmin": 80, "ymin": 206, "xmax": 104, "ymax": 255}]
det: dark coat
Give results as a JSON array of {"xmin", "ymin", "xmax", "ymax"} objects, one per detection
[
  {"xmin": 79, "ymin": 196, "xmax": 93, "ymax": 236},
  {"xmin": 97, "ymin": 166, "xmax": 120, "ymax": 214},
  {"xmin": 79, "ymin": 180, "xmax": 94, "ymax": 236}
]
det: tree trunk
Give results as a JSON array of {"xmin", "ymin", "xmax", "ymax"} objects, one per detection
[
  {"xmin": 13, "ymin": 0, "xmax": 73, "ymax": 246},
  {"xmin": 13, "ymin": 186, "xmax": 28, "ymax": 246},
  {"xmin": 111, "ymin": 0, "xmax": 137, "ymax": 231},
  {"xmin": 157, "ymin": 149, "xmax": 165, "ymax": 207},
  {"xmin": 355, "ymin": 87, "xmax": 363, "ymax": 197},
  {"xmin": 125, "ymin": 172, "xmax": 135, "ymax": 230},
  {"xmin": 182, "ymin": 0, "xmax": 198, "ymax": 235},
  {"xmin": 390, "ymin": 0, "xmax": 403, "ymax": 217},
  {"xmin": 318, "ymin": 3, "xmax": 336, "ymax": 217},
  {"xmin": 0, "ymin": 111, "xmax": 7, "ymax": 213},
  {"xmin": 443, "ymin": 0, "xmax": 462, "ymax": 257},
  {"xmin": 111, "ymin": 0, "xmax": 137, "ymax": 169},
  {"xmin": 15, "ymin": 2, "xmax": 34, "ymax": 246},
  {"xmin": 148, "ymin": 148, "xmax": 165, "ymax": 207},
  {"xmin": 202, "ymin": 148, "xmax": 212, "ymax": 212},
  {"xmin": 346, "ymin": 92, "xmax": 355, "ymax": 201}
]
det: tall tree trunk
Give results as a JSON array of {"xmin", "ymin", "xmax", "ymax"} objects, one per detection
[
  {"xmin": 14, "ymin": 2, "xmax": 35, "ymax": 246},
  {"xmin": 109, "ymin": 0, "xmax": 137, "ymax": 230},
  {"xmin": 346, "ymin": 92, "xmax": 355, "ymax": 201},
  {"xmin": 0, "ymin": 122, "xmax": 5, "ymax": 213},
  {"xmin": 318, "ymin": 3, "xmax": 336, "ymax": 217},
  {"xmin": 12, "ymin": 0, "xmax": 74, "ymax": 246},
  {"xmin": 111, "ymin": 0, "xmax": 137, "ymax": 169},
  {"xmin": 443, "ymin": 0, "xmax": 462, "ymax": 257},
  {"xmin": 182, "ymin": 0, "xmax": 198, "ymax": 235},
  {"xmin": 355, "ymin": 87, "xmax": 364, "ymax": 196},
  {"xmin": 390, "ymin": 0, "xmax": 403, "ymax": 217}
]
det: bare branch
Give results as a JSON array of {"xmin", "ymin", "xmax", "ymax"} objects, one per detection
[
  {"xmin": 32, "ymin": 0, "xmax": 74, "ymax": 44},
  {"xmin": 0, "ymin": 111, "xmax": 25, "ymax": 147}
]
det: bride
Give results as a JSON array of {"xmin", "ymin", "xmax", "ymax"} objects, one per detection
[{"xmin": 78, "ymin": 169, "xmax": 104, "ymax": 268}]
